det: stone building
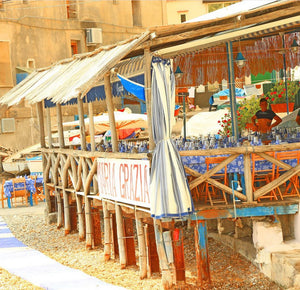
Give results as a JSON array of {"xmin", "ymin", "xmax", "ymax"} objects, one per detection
[
  {"xmin": 0, "ymin": 0, "xmax": 237, "ymax": 150},
  {"xmin": 0, "ymin": 0, "xmax": 168, "ymax": 150}
]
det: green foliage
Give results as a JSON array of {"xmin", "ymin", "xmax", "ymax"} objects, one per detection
[
  {"xmin": 264, "ymin": 81, "xmax": 300, "ymax": 104},
  {"xmin": 217, "ymin": 96, "xmax": 260, "ymax": 136},
  {"xmin": 236, "ymin": 96, "xmax": 260, "ymax": 132}
]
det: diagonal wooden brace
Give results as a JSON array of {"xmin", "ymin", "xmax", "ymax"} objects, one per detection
[
  {"xmin": 254, "ymin": 163, "xmax": 300, "ymax": 200},
  {"xmin": 189, "ymin": 154, "xmax": 239, "ymax": 190},
  {"xmin": 185, "ymin": 166, "xmax": 247, "ymax": 201}
]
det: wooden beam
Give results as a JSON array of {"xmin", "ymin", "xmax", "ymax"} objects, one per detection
[
  {"xmin": 77, "ymin": 96, "xmax": 86, "ymax": 151},
  {"xmin": 41, "ymin": 147, "xmax": 149, "ymax": 159},
  {"xmin": 36, "ymin": 101, "xmax": 46, "ymax": 148},
  {"xmin": 185, "ymin": 166, "xmax": 246, "ymax": 201},
  {"xmin": 154, "ymin": 221, "xmax": 174, "ymax": 288},
  {"xmin": 104, "ymin": 72, "xmax": 118, "ymax": 152},
  {"xmin": 189, "ymin": 154, "xmax": 239, "ymax": 189},
  {"xmin": 207, "ymin": 178, "xmax": 247, "ymax": 201},
  {"xmin": 116, "ymin": 204, "xmax": 126, "ymax": 268},
  {"xmin": 144, "ymin": 47, "xmax": 155, "ymax": 151},
  {"xmin": 76, "ymin": 194, "xmax": 85, "ymax": 241},
  {"xmin": 148, "ymin": 7, "xmax": 300, "ymax": 49},
  {"xmin": 88, "ymin": 101, "xmax": 95, "ymax": 152},
  {"xmin": 195, "ymin": 220, "xmax": 211, "ymax": 285},
  {"xmin": 191, "ymin": 203, "xmax": 299, "ymax": 220},
  {"xmin": 254, "ymin": 163, "xmax": 300, "ymax": 199},
  {"xmin": 136, "ymin": 215, "xmax": 147, "ymax": 279},
  {"xmin": 103, "ymin": 201, "xmax": 112, "ymax": 261},
  {"xmin": 257, "ymin": 152, "xmax": 299, "ymax": 174},
  {"xmin": 156, "ymin": 16, "xmax": 300, "ymax": 57},
  {"xmin": 243, "ymin": 153, "xmax": 253, "ymax": 202},
  {"xmin": 179, "ymin": 142, "xmax": 300, "ymax": 156},
  {"xmin": 56, "ymin": 103, "xmax": 65, "ymax": 148},
  {"xmin": 46, "ymin": 107, "xmax": 52, "ymax": 149}
]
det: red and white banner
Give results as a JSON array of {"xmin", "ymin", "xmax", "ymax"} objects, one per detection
[{"xmin": 97, "ymin": 158, "xmax": 150, "ymax": 208}]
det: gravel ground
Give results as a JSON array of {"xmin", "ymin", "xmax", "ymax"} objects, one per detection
[{"xmin": 0, "ymin": 204, "xmax": 282, "ymax": 290}]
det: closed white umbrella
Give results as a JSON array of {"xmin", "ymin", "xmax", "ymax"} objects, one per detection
[{"xmin": 150, "ymin": 57, "xmax": 194, "ymax": 219}]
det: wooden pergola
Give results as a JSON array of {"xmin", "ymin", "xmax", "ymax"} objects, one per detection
[{"xmin": 1, "ymin": 0, "xmax": 300, "ymax": 288}]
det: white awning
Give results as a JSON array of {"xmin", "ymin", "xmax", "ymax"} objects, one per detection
[{"xmin": 0, "ymin": 32, "xmax": 150, "ymax": 107}]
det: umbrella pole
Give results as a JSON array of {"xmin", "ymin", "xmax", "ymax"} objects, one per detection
[
  {"xmin": 281, "ymin": 33, "xmax": 290, "ymax": 114},
  {"xmin": 183, "ymin": 96, "xmax": 186, "ymax": 141},
  {"xmin": 226, "ymin": 41, "xmax": 239, "ymax": 139}
]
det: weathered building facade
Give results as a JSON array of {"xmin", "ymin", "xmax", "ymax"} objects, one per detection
[{"xmin": 0, "ymin": 0, "xmax": 167, "ymax": 150}]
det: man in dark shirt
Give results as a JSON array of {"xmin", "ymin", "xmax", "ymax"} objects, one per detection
[{"xmin": 251, "ymin": 98, "xmax": 282, "ymax": 134}]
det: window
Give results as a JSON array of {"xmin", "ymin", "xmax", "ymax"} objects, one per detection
[
  {"xmin": 71, "ymin": 40, "xmax": 80, "ymax": 55},
  {"xmin": 27, "ymin": 58, "xmax": 35, "ymax": 69},
  {"xmin": 131, "ymin": 0, "xmax": 142, "ymax": 27},
  {"xmin": 1, "ymin": 118, "xmax": 15, "ymax": 133},
  {"xmin": 180, "ymin": 14, "xmax": 186, "ymax": 23},
  {"xmin": 66, "ymin": 0, "xmax": 77, "ymax": 19}
]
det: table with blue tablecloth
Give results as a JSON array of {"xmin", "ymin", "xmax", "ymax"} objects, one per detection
[
  {"xmin": 181, "ymin": 154, "xmax": 298, "ymax": 174},
  {"xmin": 181, "ymin": 152, "xmax": 299, "ymax": 197},
  {"xmin": 4, "ymin": 178, "xmax": 37, "ymax": 207}
]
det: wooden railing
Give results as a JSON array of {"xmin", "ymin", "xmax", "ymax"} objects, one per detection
[{"xmin": 180, "ymin": 142, "xmax": 300, "ymax": 204}]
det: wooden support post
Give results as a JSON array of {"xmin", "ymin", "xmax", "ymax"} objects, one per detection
[
  {"xmin": 84, "ymin": 165, "xmax": 93, "ymax": 249},
  {"xmin": 43, "ymin": 156, "xmax": 52, "ymax": 213},
  {"xmin": 83, "ymin": 159, "xmax": 97, "ymax": 248},
  {"xmin": 85, "ymin": 207, "xmax": 93, "ymax": 244},
  {"xmin": 136, "ymin": 216, "xmax": 147, "ymax": 279},
  {"xmin": 56, "ymin": 190, "xmax": 63, "ymax": 229},
  {"xmin": 62, "ymin": 156, "xmax": 71, "ymax": 235},
  {"xmin": 154, "ymin": 221, "xmax": 174, "ymax": 289},
  {"xmin": 91, "ymin": 207, "xmax": 101, "ymax": 246},
  {"xmin": 37, "ymin": 102, "xmax": 51, "ymax": 214},
  {"xmin": 104, "ymin": 72, "xmax": 118, "ymax": 152},
  {"xmin": 56, "ymin": 103, "xmax": 65, "ymax": 148},
  {"xmin": 46, "ymin": 107, "xmax": 52, "ymax": 149},
  {"xmin": 144, "ymin": 47, "xmax": 155, "ymax": 151},
  {"xmin": 103, "ymin": 201, "xmax": 112, "ymax": 261},
  {"xmin": 70, "ymin": 201, "xmax": 78, "ymax": 232},
  {"xmin": 145, "ymin": 224, "xmax": 160, "ymax": 277},
  {"xmin": 124, "ymin": 218, "xmax": 136, "ymax": 266},
  {"xmin": 88, "ymin": 102, "xmax": 95, "ymax": 152},
  {"xmin": 63, "ymin": 189, "xmax": 71, "ymax": 235},
  {"xmin": 111, "ymin": 213, "xmax": 119, "ymax": 259},
  {"xmin": 243, "ymin": 153, "xmax": 253, "ymax": 202},
  {"xmin": 115, "ymin": 204, "xmax": 126, "ymax": 268},
  {"xmin": 76, "ymin": 194, "xmax": 85, "ymax": 241},
  {"xmin": 195, "ymin": 220, "xmax": 211, "ymax": 284},
  {"xmin": 77, "ymin": 96, "xmax": 86, "ymax": 151},
  {"xmin": 172, "ymin": 228, "xmax": 186, "ymax": 282},
  {"xmin": 36, "ymin": 101, "xmax": 46, "ymax": 148}
]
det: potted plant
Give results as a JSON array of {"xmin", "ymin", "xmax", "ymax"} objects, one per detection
[{"xmin": 264, "ymin": 81, "xmax": 300, "ymax": 113}]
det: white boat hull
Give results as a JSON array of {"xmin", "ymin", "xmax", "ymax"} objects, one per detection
[{"xmin": 3, "ymin": 161, "xmax": 29, "ymax": 174}]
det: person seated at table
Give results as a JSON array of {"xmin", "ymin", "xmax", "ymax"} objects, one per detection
[{"xmin": 251, "ymin": 98, "xmax": 282, "ymax": 134}]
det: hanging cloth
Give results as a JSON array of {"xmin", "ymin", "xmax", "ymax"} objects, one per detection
[{"xmin": 150, "ymin": 57, "xmax": 194, "ymax": 219}]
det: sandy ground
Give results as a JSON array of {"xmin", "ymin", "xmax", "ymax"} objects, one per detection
[
  {"xmin": 0, "ymin": 107, "xmax": 283, "ymax": 289},
  {"xmin": 0, "ymin": 202, "xmax": 282, "ymax": 290}
]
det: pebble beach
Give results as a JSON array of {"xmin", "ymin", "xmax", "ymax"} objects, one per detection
[{"xmin": 0, "ymin": 203, "xmax": 283, "ymax": 290}]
